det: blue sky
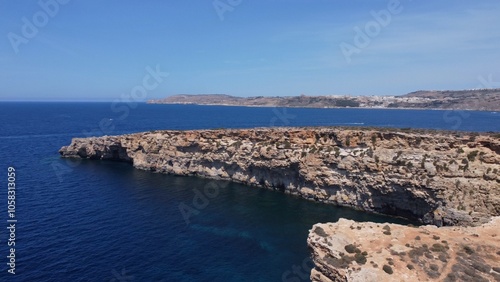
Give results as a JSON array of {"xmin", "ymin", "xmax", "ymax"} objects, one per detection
[{"xmin": 1, "ymin": 0, "xmax": 500, "ymax": 101}]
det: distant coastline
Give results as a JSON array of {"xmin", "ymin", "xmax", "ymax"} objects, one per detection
[
  {"xmin": 149, "ymin": 102, "xmax": 491, "ymax": 112},
  {"xmin": 148, "ymin": 88, "xmax": 500, "ymax": 111}
]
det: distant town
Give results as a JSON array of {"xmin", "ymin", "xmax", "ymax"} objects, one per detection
[{"xmin": 148, "ymin": 88, "xmax": 500, "ymax": 111}]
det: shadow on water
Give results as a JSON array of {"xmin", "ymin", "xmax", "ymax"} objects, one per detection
[{"xmin": 55, "ymin": 159, "xmax": 415, "ymax": 281}]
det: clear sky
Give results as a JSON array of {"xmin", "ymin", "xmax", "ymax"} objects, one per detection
[{"xmin": 1, "ymin": 0, "xmax": 500, "ymax": 101}]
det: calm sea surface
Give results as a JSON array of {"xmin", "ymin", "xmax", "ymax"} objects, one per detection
[{"xmin": 0, "ymin": 103, "xmax": 498, "ymax": 281}]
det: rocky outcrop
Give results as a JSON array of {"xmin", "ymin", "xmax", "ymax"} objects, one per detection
[
  {"xmin": 59, "ymin": 127, "xmax": 500, "ymax": 226},
  {"xmin": 308, "ymin": 217, "xmax": 500, "ymax": 282}
]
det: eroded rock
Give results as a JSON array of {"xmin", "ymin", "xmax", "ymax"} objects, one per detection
[
  {"xmin": 308, "ymin": 217, "xmax": 500, "ymax": 282},
  {"xmin": 59, "ymin": 127, "xmax": 500, "ymax": 225}
]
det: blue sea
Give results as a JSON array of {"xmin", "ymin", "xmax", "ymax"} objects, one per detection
[{"xmin": 0, "ymin": 103, "xmax": 498, "ymax": 281}]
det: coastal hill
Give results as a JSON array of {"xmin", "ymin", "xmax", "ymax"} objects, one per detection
[
  {"xmin": 59, "ymin": 127, "xmax": 500, "ymax": 226},
  {"xmin": 147, "ymin": 88, "xmax": 500, "ymax": 111}
]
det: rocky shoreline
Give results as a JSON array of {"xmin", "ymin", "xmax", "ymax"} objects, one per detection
[
  {"xmin": 59, "ymin": 127, "xmax": 499, "ymax": 281},
  {"xmin": 59, "ymin": 127, "xmax": 499, "ymax": 226}
]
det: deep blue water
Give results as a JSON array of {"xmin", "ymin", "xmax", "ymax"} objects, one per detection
[{"xmin": 0, "ymin": 103, "xmax": 498, "ymax": 281}]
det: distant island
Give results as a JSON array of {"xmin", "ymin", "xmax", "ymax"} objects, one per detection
[{"xmin": 148, "ymin": 88, "xmax": 500, "ymax": 111}]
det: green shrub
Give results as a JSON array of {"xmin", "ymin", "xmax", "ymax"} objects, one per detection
[
  {"xmin": 467, "ymin": 150, "xmax": 479, "ymax": 162},
  {"xmin": 283, "ymin": 140, "xmax": 291, "ymax": 149},
  {"xmin": 354, "ymin": 253, "xmax": 367, "ymax": 264},
  {"xmin": 383, "ymin": 265, "xmax": 393, "ymax": 274},
  {"xmin": 323, "ymin": 254, "xmax": 352, "ymax": 268},
  {"xmin": 314, "ymin": 227, "xmax": 328, "ymax": 237},
  {"xmin": 409, "ymin": 245, "xmax": 427, "ymax": 259},
  {"xmin": 463, "ymin": 245, "xmax": 474, "ymax": 255},
  {"xmin": 345, "ymin": 244, "xmax": 360, "ymax": 254},
  {"xmin": 334, "ymin": 147, "xmax": 340, "ymax": 157},
  {"xmin": 371, "ymin": 135, "xmax": 377, "ymax": 146},
  {"xmin": 438, "ymin": 253, "xmax": 448, "ymax": 262}
]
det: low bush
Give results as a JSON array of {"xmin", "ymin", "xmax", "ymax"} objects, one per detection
[
  {"xmin": 383, "ymin": 265, "xmax": 393, "ymax": 274},
  {"xmin": 345, "ymin": 244, "xmax": 360, "ymax": 254}
]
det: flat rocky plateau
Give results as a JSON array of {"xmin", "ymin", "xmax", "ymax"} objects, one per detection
[{"xmin": 309, "ymin": 217, "xmax": 500, "ymax": 281}]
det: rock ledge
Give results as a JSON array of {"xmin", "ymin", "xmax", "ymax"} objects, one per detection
[{"xmin": 59, "ymin": 127, "xmax": 500, "ymax": 226}]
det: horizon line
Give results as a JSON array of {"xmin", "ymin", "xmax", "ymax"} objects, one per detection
[{"xmin": 1, "ymin": 87, "xmax": 499, "ymax": 103}]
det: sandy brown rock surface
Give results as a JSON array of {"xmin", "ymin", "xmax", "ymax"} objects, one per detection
[{"xmin": 308, "ymin": 217, "xmax": 500, "ymax": 282}]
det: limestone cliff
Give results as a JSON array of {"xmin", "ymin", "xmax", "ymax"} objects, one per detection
[
  {"xmin": 59, "ymin": 127, "xmax": 500, "ymax": 226},
  {"xmin": 308, "ymin": 217, "xmax": 500, "ymax": 282}
]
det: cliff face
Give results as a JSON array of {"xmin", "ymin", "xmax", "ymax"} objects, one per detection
[
  {"xmin": 308, "ymin": 217, "xmax": 500, "ymax": 282},
  {"xmin": 59, "ymin": 127, "xmax": 500, "ymax": 226}
]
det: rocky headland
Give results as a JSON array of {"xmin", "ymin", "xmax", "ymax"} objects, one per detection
[
  {"xmin": 59, "ymin": 127, "xmax": 499, "ymax": 281},
  {"xmin": 59, "ymin": 127, "xmax": 500, "ymax": 226}
]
